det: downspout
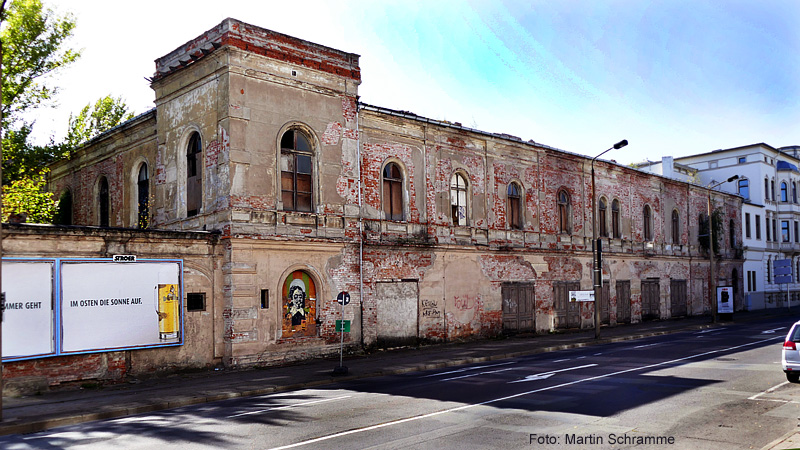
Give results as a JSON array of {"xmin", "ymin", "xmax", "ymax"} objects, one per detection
[{"xmin": 357, "ymin": 101, "xmax": 365, "ymax": 348}]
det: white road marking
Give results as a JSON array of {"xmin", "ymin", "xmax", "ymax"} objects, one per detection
[
  {"xmin": 422, "ymin": 362, "xmax": 515, "ymax": 378},
  {"xmin": 632, "ymin": 343, "xmax": 659, "ymax": 349},
  {"xmin": 694, "ymin": 329, "xmax": 722, "ymax": 335},
  {"xmin": 227, "ymin": 395, "xmax": 352, "ymax": 418},
  {"xmin": 748, "ymin": 381, "xmax": 789, "ymax": 400},
  {"xmin": 441, "ymin": 367, "xmax": 516, "ymax": 381},
  {"xmin": 553, "ymin": 359, "xmax": 570, "ymax": 363},
  {"xmin": 761, "ymin": 327, "xmax": 787, "ymax": 334},
  {"xmin": 265, "ymin": 336, "xmax": 783, "ymax": 450},
  {"xmin": 508, "ymin": 364, "xmax": 598, "ymax": 383}
]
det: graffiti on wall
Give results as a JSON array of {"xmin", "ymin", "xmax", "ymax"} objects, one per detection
[
  {"xmin": 421, "ymin": 299, "xmax": 441, "ymax": 318},
  {"xmin": 282, "ymin": 270, "xmax": 317, "ymax": 338}
]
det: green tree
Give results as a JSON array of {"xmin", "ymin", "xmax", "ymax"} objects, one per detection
[
  {"xmin": 63, "ymin": 95, "xmax": 135, "ymax": 153},
  {"xmin": 0, "ymin": 0, "xmax": 79, "ymax": 222},
  {"xmin": 2, "ymin": 169, "xmax": 56, "ymax": 222},
  {"xmin": 1, "ymin": 0, "xmax": 79, "ymax": 129},
  {"xmin": 699, "ymin": 207, "xmax": 724, "ymax": 256}
]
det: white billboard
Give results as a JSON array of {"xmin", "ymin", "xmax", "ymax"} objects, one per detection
[
  {"xmin": 60, "ymin": 261, "xmax": 182, "ymax": 353},
  {"xmin": 2, "ymin": 260, "xmax": 55, "ymax": 359}
]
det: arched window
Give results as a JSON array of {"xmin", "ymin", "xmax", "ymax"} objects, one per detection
[
  {"xmin": 450, "ymin": 173, "xmax": 468, "ymax": 226},
  {"xmin": 765, "ymin": 178, "xmax": 770, "ymax": 202},
  {"xmin": 186, "ymin": 132, "xmax": 202, "ymax": 217},
  {"xmin": 281, "ymin": 129, "xmax": 313, "ymax": 212},
  {"xmin": 671, "ymin": 209, "xmax": 680, "ymax": 244},
  {"xmin": 598, "ymin": 197, "xmax": 608, "ymax": 237},
  {"xmin": 282, "ymin": 270, "xmax": 317, "ymax": 338},
  {"xmin": 737, "ymin": 178, "xmax": 749, "ymax": 199},
  {"xmin": 137, "ymin": 164, "xmax": 149, "ymax": 229},
  {"xmin": 793, "ymin": 182, "xmax": 797, "ymax": 203},
  {"xmin": 772, "ymin": 178, "xmax": 776, "ymax": 201},
  {"xmin": 730, "ymin": 218, "xmax": 736, "ymax": 248},
  {"xmin": 508, "ymin": 182, "xmax": 523, "ymax": 230},
  {"xmin": 781, "ymin": 181, "xmax": 788, "ymax": 202},
  {"xmin": 557, "ymin": 189, "xmax": 570, "ymax": 234},
  {"xmin": 382, "ymin": 162, "xmax": 403, "ymax": 221},
  {"xmin": 98, "ymin": 176, "xmax": 110, "ymax": 227},
  {"xmin": 55, "ymin": 189, "xmax": 73, "ymax": 225},
  {"xmin": 611, "ymin": 199, "xmax": 621, "ymax": 238},
  {"xmin": 643, "ymin": 205, "xmax": 652, "ymax": 241}
]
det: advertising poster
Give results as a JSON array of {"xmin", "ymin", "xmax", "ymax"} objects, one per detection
[
  {"xmin": 717, "ymin": 286, "xmax": 734, "ymax": 314},
  {"xmin": 158, "ymin": 284, "xmax": 180, "ymax": 339},
  {"xmin": 61, "ymin": 261, "xmax": 181, "ymax": 353},
  {"xmin": 1, "ymin": 261, "xmax": 55, "ymax": 359}
]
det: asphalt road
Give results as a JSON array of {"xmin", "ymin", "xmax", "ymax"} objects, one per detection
[{"xmin": 2, "ymin": 316, "xmax": 798, "ymax": 449}]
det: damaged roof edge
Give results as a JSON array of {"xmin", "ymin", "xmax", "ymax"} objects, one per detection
[{"xmin": 358, "ymin": 102, "xmax": 741, "ymax": 197}]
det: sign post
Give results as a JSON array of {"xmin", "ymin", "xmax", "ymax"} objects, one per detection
[
  {"xmin": 774, "ymin": 259, "xmax": 793, "ymax": 311},
  {"xmin": 333, "ymin": 291, "xmax": 350, "ymax": 375}
]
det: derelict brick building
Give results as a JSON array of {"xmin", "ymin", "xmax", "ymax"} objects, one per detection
[{"xmin": 13, "ymin": 18, "xmax": 742, "ymax": 385}]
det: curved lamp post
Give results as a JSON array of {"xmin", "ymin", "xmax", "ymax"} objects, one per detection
[{"xmin": 592, "ymin": 139, "xmax": 628, "ymax": 339}]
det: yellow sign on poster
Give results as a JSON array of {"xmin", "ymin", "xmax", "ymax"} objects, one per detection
[{"xmin": 158, "ymin": 284, "xmax": 180, "ymax": 339}]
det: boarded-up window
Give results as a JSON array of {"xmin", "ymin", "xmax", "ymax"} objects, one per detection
[
  {"xmin": 508, "ymin": 182, "xmax": 522, "ymax": 230},
  {"xmin": 382, "ymin": 163, "xmax": 403, "ymax": 221},
  {"xmin": 611, "ymin": 199, "xmax": 621, "ymax": 238},
  {"xmin": 186, "ymin": 133, "xmax": 202, "ymax": 217},
  {"xmin": 281, "ymin": 130, "xmax": 313, "ymax": 212},
  {"xmin": 137, "ymin": 164, "xmax": 149, "ymax": 229},
  {"xmin": 98, "ymin": 176, "xmax": 109, "ymax": 227},
  {"xmin": 558, "ymin": 189, "xmax": 570, "ymax": 234},
  {"xmin": 643, "ymin": 204, "xmax": 652, "ymax": 241},
  {"xmin": 450, "ymin": 173, "xmax": 468, "ymax": 226},
  {"xmin": 671, "ymin": 209, "xmax": 679, "ymax": 244},
  {"xmin": 598, "ymin": 197, "xmax": 608, "ymax": 237}
]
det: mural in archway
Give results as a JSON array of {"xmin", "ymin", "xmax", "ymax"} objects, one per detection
[{"xmin": 282, "ymin": 270, "xmax": 317, "ymax": 337}]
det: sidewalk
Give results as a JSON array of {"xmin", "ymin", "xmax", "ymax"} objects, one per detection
[{"xmin": 0, "ymin": 309, "xmax": 792, "ymax": 438}]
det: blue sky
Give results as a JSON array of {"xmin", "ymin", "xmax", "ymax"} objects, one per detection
[{"xmin": 25, "ymin": 0, "xmax": 800, "ymax": 164}]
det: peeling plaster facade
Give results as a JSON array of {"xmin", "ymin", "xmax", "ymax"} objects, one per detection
[{"xmin": 22, "ymin": 18, "xmax": 744, "ymax": 386}]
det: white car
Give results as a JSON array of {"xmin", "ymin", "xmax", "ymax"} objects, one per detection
[{"xmin": 782, "ymin": 320, "xmax": 800, "ymax": 382}]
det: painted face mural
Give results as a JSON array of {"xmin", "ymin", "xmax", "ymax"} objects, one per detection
[{"xmin": 282, "ymin": 270, "xmax": 317, "ymax": 337}]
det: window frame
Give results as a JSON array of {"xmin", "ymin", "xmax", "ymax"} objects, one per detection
[
  {"xmin": 755, "ymin": 214, "xmax": 761, "ymax": 240},
  {"xmin": 781, "ymin": 181, "xmax": 789, "ymax": 203},
  {"xmin": 643, "ymin": 204, "xmax": 653, "ymax": 241},
  {"xmin": 508, "ymin": 182, "xmax": 523, "ymax": 230},
  {"xmin": 557, "ymin": 189, "xmax": 571, "ymax": 234},
  {"xmin": 737, "ymin": 178, "xmax": 749, "ymax": 199},
  {"xmin": 450, "ymin": 172, "xmax": 469, "ymax": 227},
  {"xmin": 598, "ymin": 197, "xmax": 608, "ymax": 237},
  {"xmin": 381, "ymin": 162, "xmax": 404, "ymax": 221},
  {"xmin": 98, "ymin": 176, "xmax": 110, "ymax": 227},
  {"xmin": 280, "ymin": 128, "xmax": 315, "ymax": 213},
  {"xmin": 745, "ymin": 212, "xmax": 751, "ymax": 239},
  {"xmin": 137, "ymin": 163, "xmax": 149, "ymax": 229},
  {"xmin": 671, "ymin": 209, "xmax": 679, "ymax": 244},
  {"xmin": 186, "ymin": 132, "xmax": 202, "ymax": 217},
  {"xmin": 611, "ymin": 199, "xmax": 621, "ymax": 238}
]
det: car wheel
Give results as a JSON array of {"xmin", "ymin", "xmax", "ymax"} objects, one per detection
[{"xmin": 787, "ymin": 373, "xmax": 800, "ymax": 383}]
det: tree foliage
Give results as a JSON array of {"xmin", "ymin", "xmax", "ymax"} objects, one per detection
[
  {"xmin": 1, "ymin": 0, "xmax": 79, "ymax": 129},
  {"xmin": 698, "ymin": 207, "xmax": 724, "ymax": 256},
  {"xmin": 2, "ymin": 169, "xmax": 56, "ymax": 223},
  {"xmin": 64, "ymin": 95, "xmax": 134, "ymax": 152}
]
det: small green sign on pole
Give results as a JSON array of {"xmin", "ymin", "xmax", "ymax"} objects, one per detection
[{"xmin": 335, "ymin": 320, "xmax": 351, "ymax": 332}]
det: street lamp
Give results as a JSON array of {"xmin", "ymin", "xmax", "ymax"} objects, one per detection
[
  {"xmin": 706, "ymin": 175, "xmax": 739, "ymax": 324},
  {"xmin": 592, "ymin": 139, "xmax": 628, "ymax": 339}
]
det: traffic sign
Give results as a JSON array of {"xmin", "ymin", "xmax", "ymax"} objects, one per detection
[
  {"xmin": 335, "ymin": 320, "xmax": 351, "ymax": 332},
  {"xmin": 337, "ymin": 291, "xmax": 351, "ymax": 306}
]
